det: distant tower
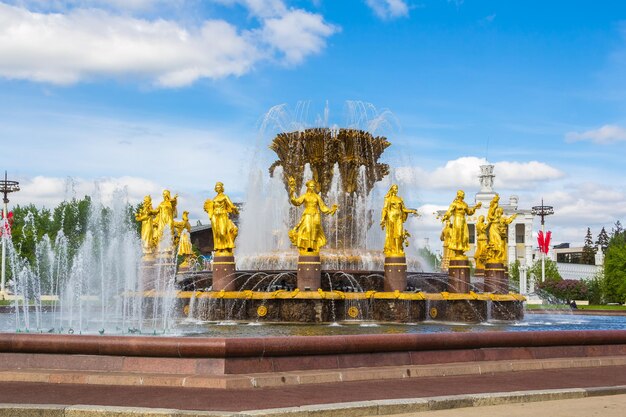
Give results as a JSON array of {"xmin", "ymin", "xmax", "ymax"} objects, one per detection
[{"xmin": 475, "ymin": 164, "xmax": 497, "ymax": 205}]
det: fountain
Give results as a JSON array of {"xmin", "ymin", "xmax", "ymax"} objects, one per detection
[
  {"xmin": 172, "ymin": 125, "xmax": 524, "ymax": 324},
  {"xmin": 0, "ymin": 105, "xmax": 625, "ymax": 395}
]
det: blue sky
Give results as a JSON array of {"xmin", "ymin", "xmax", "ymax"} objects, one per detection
[{"xmin": 1, "ymin": 0, "xmax": 626, "ymax": 247}]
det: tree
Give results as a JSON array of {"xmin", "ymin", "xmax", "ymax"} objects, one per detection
[
  {"xmin": 584, "ymin": 272, "xmax": 605, "ymax": 305},
  {"xmin": 596, "ymin": 227, "xmax": 610, "ymax": 254},
  {"xmin": 612, "ymin": 220, "xmax": 624, "ymax": 238},
  {"xmin": 581, "ymin": 227, "xmax": 596, "ymax": 265},
  {"xmin": 508, "ymin": 260, "xmax": 521, "ymax": 288},
  {"xmin": 418, "ymin": 246, "xmax": 439, "ymax": 271},
  {"xmin": 529, "ymin": 258, "xmax": 562, "ymax": 284},
  {"xmin": 603, "ymin": 231, "xmax": 626, "ymax": 304}
]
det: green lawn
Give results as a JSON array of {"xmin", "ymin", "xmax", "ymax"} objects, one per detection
[{"xmin": 525, "ymin": 303, "xmax": 626, "ymax": 311}]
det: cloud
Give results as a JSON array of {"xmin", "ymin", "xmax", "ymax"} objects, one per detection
[
  {"xmin": 0, "ymin": 2, "xmax": 337, "ymax": 87},
  {"xmin": 0, "ymin": 109, "xmax": 252, "ymax": 200},
  {"xmin": 365, "ymin": 0, "xmax": 409, "ymax": 20},
  {"xmin": 261, "ymin": 9, "xmax": 339, "ymax": 64},
  {"xmin": 395, "ymin": 156, "xmax": 564, "ymax": 191},
  {"xmin": 13, "ymin": 175, "xmax": 161, "ymax": 208},
  {"xmin": 5, "ymin": 0, "xmax": 175, "ymax": 13},
  {"xmin": 10, "ymin": 174, "xmax": 217, "ymax": 226},
  {"xmin": 565, "ymin": 124, "xmax": 626, "ymax": 144}
]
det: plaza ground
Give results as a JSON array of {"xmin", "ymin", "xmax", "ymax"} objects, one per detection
[{"xmin": 0, "ymin": 364, "xmax": 625, "ymax": 415}]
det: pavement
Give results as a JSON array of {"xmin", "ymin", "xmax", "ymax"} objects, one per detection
[{"xmin": 1, "ymin": 364, "xmax": 626, "ymax": 416}]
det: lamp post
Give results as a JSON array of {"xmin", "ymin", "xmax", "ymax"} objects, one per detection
[
  {"xmin": 0, "ymin": 171, "xmax": 20, "ymax": 298},
  {"xmin": 531, "ymin": 199, "xmax": 554, "ymax": 284}
]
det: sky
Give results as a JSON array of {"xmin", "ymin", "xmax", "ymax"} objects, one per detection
[{"xmin": 1, "ymin": 0, "xmax": 626, "ymax": 248}]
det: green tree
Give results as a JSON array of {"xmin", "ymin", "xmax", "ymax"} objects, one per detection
[
  {"xmin": 596, "ymin": 227, "xmax": 610, "ymax": 255},
  {"xmin": 603, "ymin": 231, "xmax": 626, "ymax": 304},
  {"xmin": 418, "ymin": 246, "xmax": 439, "ymax": 271},
  {"xmin": 581, "ymin": 227, "xmax": 596, "ymax": 265},
  {"xmin": 508, "ymin": 259, "xmax": 521, "ymax": 288},
  {"xmin": 529, "ymin": 258, "xmax": 562, "ymax": 285},
  {"xmin": 584, "ymin": 271, "xmax": 605, "ymax": 305}
]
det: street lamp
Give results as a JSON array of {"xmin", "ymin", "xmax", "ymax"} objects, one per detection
[
  {"xmin": 531, "ymin": 199, "xmax": 554, "ymax": 284},
  {"xmin": 0, "ymin": 171, "xmax": 20, "ymax": 298}
]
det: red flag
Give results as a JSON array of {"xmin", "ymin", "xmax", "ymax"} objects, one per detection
[
  {"xmin": 544, "ymin": 231, "xmax": 551, "ymax": 254},
  {"xmin": 537, "ymin": 230, "xmax": 544, "ymax": 253},
  {"xmin": 0, "ymin": 211, "xmax": 12, "ymax": 237}
]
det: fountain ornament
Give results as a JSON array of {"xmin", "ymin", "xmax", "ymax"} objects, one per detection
[{"xmin": 175, "ymin": 127, "xmax": 524, "ymax": 324}]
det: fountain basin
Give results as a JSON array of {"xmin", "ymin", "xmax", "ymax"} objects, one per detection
[{"xmin": 1, "ymin": 330, "xmax": 625, "ymax": 389}]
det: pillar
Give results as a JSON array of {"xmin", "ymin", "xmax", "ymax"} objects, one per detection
[
  {"xmin": 297, "ymin": 255, "xmax": 321, "ymax": 291},
  {"xmin": 384, "ymin": 256, "xmax": 407, "ymax": 292}
]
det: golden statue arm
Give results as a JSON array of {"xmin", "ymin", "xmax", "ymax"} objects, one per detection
[
  {"xmin": 317, "ymin": 195, "xmax": 338, "ymax": 215},
  {"xmin": 467, "ymin": 202, "xmax": 482, "ymax": 215},
  {"xmin": 203, "ymin": 199, "xmax": 214, "ymax": 218},
  {"xmin": 225, "ymin": 195, "xmax": 239, "ymax": 215},
  {"xmin": 380, "ymin": 199, "xmax": 389, "ymax": 229},
  {"xmin": 505, "ymin": 213, "xmax": 518, "ymax": 224}
]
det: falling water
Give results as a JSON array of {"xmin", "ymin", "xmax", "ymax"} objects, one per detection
[{"xmin": 5, "ymin": 188, "xmax": 177, "ymax": 334}]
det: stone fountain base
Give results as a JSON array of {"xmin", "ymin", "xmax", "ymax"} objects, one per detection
[{"xmin": 179, "ymin": 291, "xmax": 525, "ymax": 323}]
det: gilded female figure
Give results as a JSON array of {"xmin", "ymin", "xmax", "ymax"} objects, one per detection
[
  {"xmin": 474, "ymin": 215, "xmax": 488, "ymax": 270},
  {"xmin": 380, "ymin": 184, "xmax": 417, "ymax": 257},
  {"xmin": 442, "ymin": 190, "xmax": 482, "ymax": 259},
  {"xmin": 288, "ymin": 177, "xmax": 338, "ymax": 255},
  {"xmin": 154, "ymin": 189, "xmax": 178, "ymax": 247},
  {"xmin": 174, "ymin": 211, "xmax": 193, "ymax": 267},
  {"xmin": 135, "ymin": 195, "xmax": 158, "ymax": 256},
  {"xmin": 440, "ymin": 219, "xmax": 453, "ymax": 270},
  {"xmin": 175, "ymin": 211, "xmax": 193, "ymax": 256},
  {"xmin": 204, "ymin": 182, "xmax": 239, "ymax": 255},
  {"xmin": 488, "ymin": 207, "xmax": 517, "ymax": 264}
]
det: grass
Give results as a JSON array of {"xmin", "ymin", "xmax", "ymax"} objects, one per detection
[
  {"xmin": 579, "ymin": 304, "xmax": 626, "ymax": 310},
  {"xmin": 525, "ymin": 303, "xmax": 626, "ymax": 311}
]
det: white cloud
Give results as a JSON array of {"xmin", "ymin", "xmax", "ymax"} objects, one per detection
[
  {"xmin": 365, "ymin": 0, "xmax": 409, "ymax": 20},
  {"xmin": 395, "ymin": 156, "xmax": 564, "ymax": 191},
  {"xmin": 0, "ymin": 2, "xmax": 337, "ymax": 87},
  {"xmin": 13, "ymin": 175, "xmax": 161, "ymax": 208},
  {"xmin": 261, "ymin": 9, "xmax": 338, "ymax": 64},
  {"xmin": 565, "ymin": 124, "xmax": 626, "ymax": 144},
  {"xmin": 6, "ymin": 0, "xmax": 175, "ymax": 13},
  {"xmin": 11, "ymin": 174, "xmax": 215, "ymax": 225}
]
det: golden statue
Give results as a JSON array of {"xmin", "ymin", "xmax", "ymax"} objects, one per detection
[
  {"xmin": 439, "ymin": 219, "xmax": 452, "ymax": 270},
  {"xmin": 135, "ymin": 195, "xmax": 158, "ymax": 257},
  {"xmin": 154, "ymin": 189, "xmax": 178, "ymax": 249},
  {"xmin": 441, "ymin": 190, "xmax": 481, "ymax": 260},
  {"xmin": 288, "ymin": 177, "xmax": 338, "ymax": 255},
  {"xmin": 380, "ymin": 184, "xmax": 417, "ymax": 257},
  {"xmin": 488, "ymin": 207, "xmax": 517, "ymax": 264},
  {"xmin": 474, "ymin": 215, "xmax": 488, "ymax": 270},
  {"xmin": 204, "ymin": 182, "xmax": 239, "ymax": 256},
  {"xmin": 487, "ymin": 194, "xmax": 500, "ymax": 224},
  {"xmin": 175, "ymin": 211, "xmax": 194, "ymax": 268}
]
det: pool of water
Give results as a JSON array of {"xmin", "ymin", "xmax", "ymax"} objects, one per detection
[{"xmin": 2, "ymin": 312, "xmax": 625, "ymax": 337}]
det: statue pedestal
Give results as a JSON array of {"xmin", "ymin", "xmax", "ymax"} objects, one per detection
[
  {"xmin": 139, "ymin": 258, "xmax": 157, "ymax": 290},
  {"xmin": 448, "ymin": 259, "xmax": 470, "ymax": 293},
  {"xmin": 212, "ymin": 255, "xmax": 237, "ymax": 291},
  {"xmin": 384, "ymin": 256, "xmax": 407, "ymax": 292},
  {"xmin": 297, "ymin": 255, "xmax": 321, "ymax": 291},
  {"xmin": 484, "ymin": 262, "xmax": 506, "ymax": 293}
]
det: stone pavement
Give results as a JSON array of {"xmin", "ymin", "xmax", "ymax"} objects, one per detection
[
  {"xmin": 0, "ymin": 365, "xmax": 625, "ymax": 415},
  {"xmin": 389, "ymin": 393, "xmax": 626, "ymax": 417}
]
